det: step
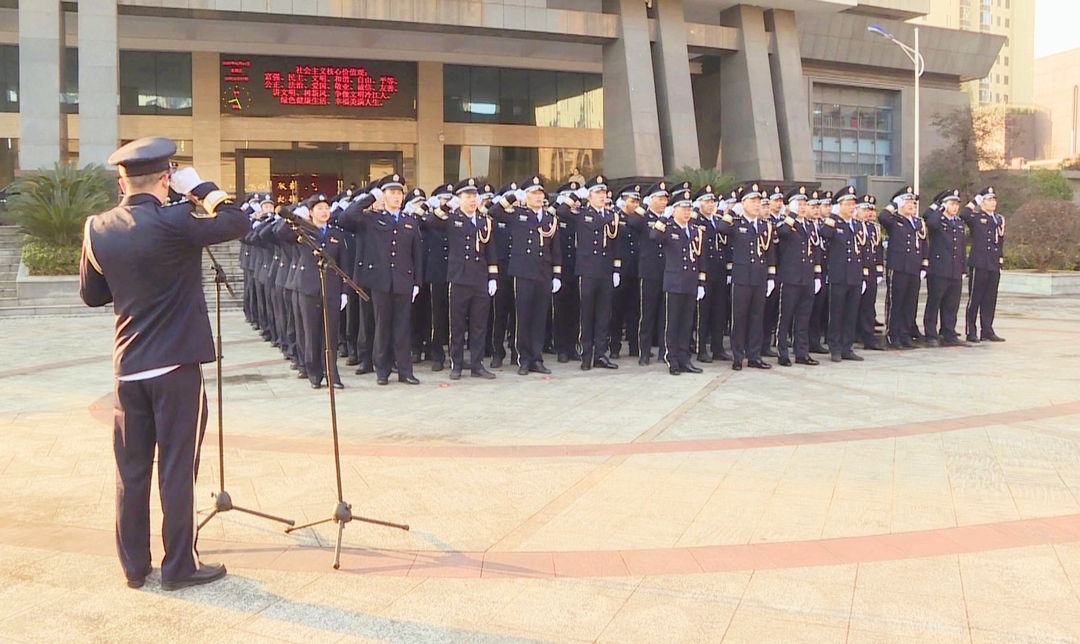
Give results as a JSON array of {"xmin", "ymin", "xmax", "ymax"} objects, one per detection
[{"xmin": 0, "ymin": 303, "xmax": 114, "ymax": 318}]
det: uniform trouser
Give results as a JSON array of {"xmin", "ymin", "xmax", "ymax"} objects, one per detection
[
  {"xmin": 410, "ymin": 285, "xmax": 430, "ymax": 355},
  {"xmin": 429, "ymin": 282, "xmax": 449, "ymax": 361},
  {"xmin": 299, "ymin": 291, "xmax": 341, "ymax": 385},
  {"xmin": 810, "ymin": 283, "xmax": 829, "ymax": 348},
  {"xmin": 491, "ymin": 272, "xmax": 516, "ymax": 360},
  {"xmin": 113, "ymin": 364, "xmax": 206, "ymax": 584},
  {"xmin": 344, "ymin": 291, "xmax": 360, "ymax": 360},
  {"xmin": 609, "ymin": 277, "xmax": 640, "ymax": 355},
  {"xmin": 291, "ymin": 289, "xmax": 306, "ymax": 370},
  {"xmin": 778, "ymin": 282, "xmax": 814, "ymax": 361},
  {"xmin": 578, "ymin": 276, "xmax": 613, "ymax": 363},
  {"xmin": 372, "ymin": 289, "xmax": 413, "ymax": 379},
  {"xmin": 696, "ymin": 272, "xmax": 728, "ymax": 355},
  {"xmin": 638, "ymin": 277, "xmax": 665, "ymax": 356},
  {"xmin": 731, "ymin": 283, "xmax": 766, "ymax": 364},
  {"xmin": 553, "ymin": 273, "xmax": 580, "ymax": 356},
  {"xmin": 828, "ymin": 283, "xmax": 861, "ymax": 358},
  {"xmin": 272, "ymin": 286, "xmax": 289, "ymax": 349},
  {"xmin": 514, "ymin": 277, "xmax": 551, "ymax": 368},
  {"xmin": 886, "ymin": 271, "xmax": 920, "ymax": 345},
  {"xmin": 283, "ymin": 288, "xmax": 297, "ymax": 360},
  {"xmin": 255, "ymin": 281, "xmax": 271, "ymax": 335},
  {"xmin": 966, "ymin": 268, "xmax": 1000, "ymax": 339},
  {"xmin": 858, "ymin": 279, "xmax": 880, "ymax": 346},
  {"xmin": 925, "ymin": 275, "xmax": 962, "ymax": 341},
  {"xmin": 763, "ymin": 287, "xmax": 782, "ymax": 347},
  {"xmin": 450, "ymin": 283, "xmax": 491, "ymax": 372},
  {"xmin": 243, "ymin": 269, "xmax": 254, "ymax": 322},
  {"xmin": 664, "ymin": 292, "xmax": 695, "ymax": 369}
]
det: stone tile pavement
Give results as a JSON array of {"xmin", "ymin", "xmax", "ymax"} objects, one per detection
[{"xmin": 0, "ymin": 294, "xmax": 1079, "ymax": 642}]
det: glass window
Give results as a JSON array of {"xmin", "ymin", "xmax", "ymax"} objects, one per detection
[
  {"xmin": 0, "ymin": 45, "xmax": 17, "ymax": 113},
  {"xmin": 1005, "ymin": 18, "xmax": 1010, "ymax": 27},
  {"xmin": 120, "ymin": 51, "xmax": 192, "ymax": 115},
  {"xmin": 530, "ymin": 70, "xmax": 558, "ymax": 127},
  {"xmin": 443, "ymin": 65, "xmax": 469, "ymax": 123},
  {"xmin": 811, "ymin": 84, "xmax": 896, "ymax": 177},
  {"xmin": 468, "ymin": 66, "xmax": 499, "ymax": 123},
  {"xmin": 980, "ymin": 88, "xmax": 992, "ymax": 102},
  {"xmin": 500, "ymin": 68, "xmax": 530, "ymax": 125},
  {"xmin": 980, "ymin": 9, "xmax": 992, "ymax": 24},
  {"xmin": 444, "ymin": 65, "xmax": 602, "ymax": 128},
  {"xmin": 62, "ymin": 48, "xmax": 79, "ymax": 113}
]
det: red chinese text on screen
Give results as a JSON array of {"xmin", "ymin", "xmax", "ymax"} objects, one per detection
[{"xmin": 262, "ymin": 65, "xmax": 401, "ymax": 107}]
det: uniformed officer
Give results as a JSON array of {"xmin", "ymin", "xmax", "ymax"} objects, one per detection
[
  {"xmin": 808, "ymin": 191, "xmax": 831, "ymax": 354},
  {"xmin": 650, "ymin": 189, "xmax": 707, "ymax": 375},
  {"xmin": 277, "ymin": 194, "xmax": 346, "ymax": 389},
  {"xmin": 420, "ymin": 183, "xmax": 454, "ymax": 370},
  {"xmin": 488, "ymin": 181, "xmax": 518, "ymax": 368},
  {"xmin": 857, "ymin": 196, "xmax": 886, "ymax": 351},
  {"xmin": 692, "ymin": 184, "xmax": 731, "ymax": 363},
  {"xmin": 336, "ymin": 184, "xmax": 379, "ymax": 375},
  {"xmin": 879, "ymin": 186, "xmax": 929, "ymax": 349},
  {"xmin": 819, "ymin": 186, "xmax": 866, "ymax": 363},
  {"xmin": 718, "ymin": 183, "xmax": 777, "ymax": 370},
  {"xmin": 961, "ymin": 186, "xmax": 1006, "ymax": 343},
  {"xmin": 610, "ymin": 184, "xmax": 642, "ymax": 359},
  {"xmin": 423, "ymin": 178, "xmax": 499, "ymax": 380},
  {"xmin": 573, "ymin": 175, "xmax": 621, "ymax": 371},
  {"xmin": 924, "ymin": 189, "xmax": 968, "ymax": 346},
  {"xmin": 488, "ymin": 176, "xmax": 563, "ymax": 375},
  {"xmin": 761, "ymin": 186, "xmax": 786, "ymax": 358},
  {"xmin": 775, "ymin": 186, "xmax": 821, "ymax": 366},
  {"xmin": 79, "ymin": 137, "xmax": 242, "ymax": 590},
  {"xmin": 338, "ymin": 174, "xmax": 424, "ymax": 385},
  {"xmin": 552, "ymin": 181, "xmax": 582, "ymax": 363},
  {"xmin": 625, "ymin": 182, "xmax": 670, "ymax": 365}
]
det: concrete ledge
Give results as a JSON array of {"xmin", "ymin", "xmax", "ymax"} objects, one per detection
[
  {"xmin": 15, "ymin": 259, "xmax": 83, "ymax": 306},
  {"xmin": 999, "ymin": 270, "xmax": 1080, "ymax": 296}
]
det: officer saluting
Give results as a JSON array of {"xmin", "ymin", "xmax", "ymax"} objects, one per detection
[
  {"xmin": 80, "ymin": 137, "xmax": 245, "ymax": 590},
  {"xmin": 961, "ymin": 186, "xmax": 1006, "ymax": 343},
  {"xmin": 924, "ymin": 189, "xmax": 968, "ymax": 346},
  {"xmin": 775, "ymin": 186, "xmax": 821, "ymax": 367},
  {"xmin": 650, "ymin": 188, "xmax": 707, "ymax": 375}
]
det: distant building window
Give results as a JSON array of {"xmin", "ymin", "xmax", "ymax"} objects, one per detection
[
  {"xmin": 1005, "ymin": 18, "xmax": 1010, "ymax": 27},
  {"xmin": 1004, "ymin": 94, "xmax": 1009, "ymax": 103},
  {"xmin": 1005, "ymin": 56, "xmax": 1010, "ymax": 65},
  {"xmin": 995, "ymin": 74, "xmax": 1000, "ymax": 83},
  {"xmin": 980, "ymin": 88, "xmax": 992, "ymax": 102},
  {"xmin": 981, "ymin": 10, "xmax": 992, "ymax": 25},
  {"xmin": 1005, "ymin": 0, "xmax": 1010, "ymax": 7},
  {"xmin": 811, "ymin": 85, "xmax": 896, "ymax": 177},
  {"xmin": 1004, "ymin": 75, "xmax": 1009, "ymax": 85},
  {"xmin": 444, "ymin": 65, "xmax": 602, "ymax": 128},
  {"xmin": 996, "ymin": 93, "xmax": 1001, "ymax": 102},
  {"xmin": 120, "ymin": 51, "xmax": 192, "ymax": 115}
]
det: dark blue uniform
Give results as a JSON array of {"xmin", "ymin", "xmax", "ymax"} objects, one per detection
[
  {"xmin": 857, "ymin": 218, "xmax": 885, "ymax": 349},
  {"xmin": 695, "ymin": 213, "xmax": 730, "ymax": 360},
  {"xmin": 80, "ymin": 163, "xmax": 247, "ymax": 588},
  {"xmin": 553, "ymin": 203, "xmax": 581, "ymax": 361},
  {"xmin": 925, "ymin": 199, "xmax": 967, "ymax": 344},
  {"xmin": 717, "ymin": 211, "xmax": 777, "ymax": 367},
  {"xmin": 879, "ymin": 200, "xmax": 929, "ymax": 348},
  {"xmin": 776, "ymin": 211, "xmax": 818, "ymax": 363},
  {"xmin": 961, "ymin": 198, "xmax": 1006, "ymax": 341},
  {"xmin": 650, "ymin": 218, "xmax": 706, "ymax": 372},
  {"xmin": 610, "ymin": 205, "xmax": 641, "ymax": 358},
  {"xmin": 572, "ymin": 200, "xmax": 621, "ymax": 369},
  {"xmin": 625, "ymin": 206, "xmax": 667, "ymax": 364},
  {"xmin": 820, "ymin": 213, "xmax": 866, "ymax": 360}
]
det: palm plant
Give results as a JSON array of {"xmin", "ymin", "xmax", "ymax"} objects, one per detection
[
  {"xmin": 7, "ymin": 162, "xmax": 113, "ymax": 248},
  {"xmin": 665, "ymin": 166, "xmax": 738, "ymax": 194}
]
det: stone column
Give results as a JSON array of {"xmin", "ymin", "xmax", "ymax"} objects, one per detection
[
  {"xmin": 765, "ymin": 9, "xmax": 814, "ymax": 182},
  {"xmin": 602, "ymin": 0, "xmax": 663, "ymax": 180},
  {"xmin": 652, "ymin": 0, "xmax": 700, "ymax": 172},
  {"xmin": 719, "ymin": 5, "xmax": 783, "ymax": 181},
  {"xmin": 77, "ymin": 0, "xmax": 119, "ymax": 168},
  {"xmin": 692, "ymin": 57, "xmax": 723, "ymax": 170},
  {"xmin": 191, "ymin": 51, "xmax": 221, "ymax": 185},
  {"xmin": 18, "ymin": 0, "xmax": 65, "ymax": 171},
  {"xmin": 416, "ymin": 61, "xmax": 444, "ymax": 190}
]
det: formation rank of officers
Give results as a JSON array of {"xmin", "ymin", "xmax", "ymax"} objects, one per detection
[{"xmin": 240, "ymin": 173, "xmax": 1006, "ymax": 386}]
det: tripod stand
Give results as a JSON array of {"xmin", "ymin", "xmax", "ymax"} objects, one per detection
[
  {"xmin": 198, "ymin": 246, "xmax": 295, "ymax": 531},
  {"xmin": 281, "ymin": 216, "xmax": 408, "ymax": 569}
]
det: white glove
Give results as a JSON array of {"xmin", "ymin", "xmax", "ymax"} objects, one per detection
[
  {"xmin": 814, "ymin": 278, "xmax": 822, "ymax": 294},
  {"xmin": 726, "ymin": 275, "xmax": 732, "ymax": 285},
  {"xmin": 241, "ymin": 201, "xmax": 252, "ymax": 212},
  {"xmin": 552, "ymin": 277, "xmax": 562, "ymax": 294},
  {"xmin": 412, "ymin": 285, "xmax": 420, "ymax": 302},
  {"xmin": 448, "ymin": 196, "xmax": 462, "ymax": 211},
  {"xmin": 488, "ymin": 279, "xmax": 498, "ymax": 297},
  {"xmin": 294, "ymin": 205, "xmax": 310, "ymax": 220},
  {"xmin": 425, "ymin": 196, "xmax": 440, "ymax": 210},
  {"xmin": 370, "ymin": 187, "xmax": 384, "ymax": 203},
  {"xmin": 514, "ymin": 189, "xmax": 526, "ymax": 203},
  {"xmin": 920, "ymin": 270, "xmax": 927, "ymax": 281},
  {"xmin": 335, "ymin": 198, "xmax": 350, "ymax": 212},
  {"xmin": 340, "ymin": 293, "xmax": 348, "ymax": 311},
  {"xmin": 861, "ymin": 281, "xmax": 867, "ymax": 295},
  {"xmin": 882, "ymin": 239, "xmax": 889, "ymax": 249},
  {"xmin": 613, "ymin": 273, "xmax": 621, "ymax": 288},
  {"xmin": 169, "ymin": 167, "xmax": 203, "ymax": 195},
  {"xmin": 697, "ymin": 285, "xmax": 705, "ymax": 301},
  {"xmin": 766, "ymin": 280, "xmax": 775, "ymax": 298},
  {"xmin": 876, "ymin": 276, "xmax": 884, "ymax": 285}
]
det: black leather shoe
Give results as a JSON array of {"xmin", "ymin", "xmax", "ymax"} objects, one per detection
[
  {"xmin": 398, "ymin": 375, "xmax": 420, "ymax": 385},
  {"xmin": 669, "ymin": 365, "xmax": 681, "ymax": 376},
  {"xmin": 714, "ymin": 351, "xmax": 732, "ymax": 362},
  {"xmin": 732, "ymin": 361, "xmax": 743, "ymax": 371},
  {"xmin": 431, "ymin": 361, "xmax": 445, "ymax": 372},
  {"xmin": 941, "ymin": 337, "xmax": 964, "ymax": 347},
  {"xmin": 747, "ymin": 360, "xmax": 772, "ymax": 370},
  {"xmin": 411, "ymin": 349, "xmax": 423, "ymax": 363},
  {"xmin": 985, "ymin": 334, "xmax": 1006, "ymax": 342},
  {"xmin": 863, "ymin": 342, "xmax": 886, "ymax": 351},
  {"xmin": 638, "ymin": 355, "xmax": 651, "ymax": 366},
  {"xmin": 628, "ymin": 346, "xmax": 640, "ymax": 357},
  {"xmin": 530, "ymin": 363, "xmax": 552, "ymax": 375},
  {"xmin": 345, "ymin": 357, "xmax": 359, "ymax": 366},
  {"xmin": 311, "ymin": 382, "xmax": 323, "ymax": 390},
  {"xmin": 355, "ymin": 362, "xmax": 373, "ymax": 375},
  {"xmin": 518, "ymin": 364, "xmax": 530, "ymax": 376},
  {"xmin": 472, "ymin": 367, "xmax": 496, "ymax": 380},
  {"xmin": 491, "ymin": 357, "xmax": 504, "ymax": 369},
  {"xmin": 557, "ymin": 353, "xmax": 569, "ymax": 363},
  {"xmin": 809, "ymin": 346, "xmax": 829, "ymax": 355},
  {"xmin": 761, "ymin": 348, "xmax": 778, "ymax": 358},
  {"xmin": 594, "ymin": 357, "xmax": 619, "ymax": 369},
  {"xmin": 161, "ymin": 563, "xmax": 227, "ymax": 592},
  {"xmin": 681, "ymin": 363, "xmax": 703, "ymax": 374},
  {"xmin": 924, "ymin": 337, "xmax": 940, "ymax": 348},
  {"xmin": 797, "ymin": 357, "xmax": 820, "ymax": 366},
  {"xmin": 338, "ymin": 347, "xmax": 349, "ymax": 359},
  {"xmin": 377, "ymin": 376, "xmax": 389, "ymax": 386},
  {"xmin": 778, "ymin": 357, "xmax": 792, "ymax": 367},
  {"xmin": 831, "ymin": 354, "xmax": 843, "ymax": 363},
  {"xmin": 900, "ymin": 341, "xmax": 918, "ymax": 350},
  {"xmin": 697, "ymin": 353, "xmax": 714, "ymax": 364},
  {"xmin": 842, "ymin": 353, "xmax": 864, "ymax": 362},
  {"xmin": 580, "ymin": 361, "xmax": 592, "ymax": 371},
  {"xmin": 297, "ymin": 371, "xmax": 308, "ymax": 380},
  {"xmin": 967, "ymin": 334, "xmax": 981, "ymax": 343},
  {"xmin": 332, "ymin": 381, "xmax": 345, "ymax": 390},
  {"xmin": 127, "ymin": 567, "xmax": 152, "ymax": 589},
  {"xmin": 610, "ymin": 350, "xmax": 621, "ymax": 360},
  {"xmin": 449, "ymin": 369, "xmax": 462, "ymax": 381},
  {"xmin": 568, "ymin": 350, "xmax": 582, "ymax": 361}
]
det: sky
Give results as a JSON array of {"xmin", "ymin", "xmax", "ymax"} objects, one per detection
[{"xmin": 1035, "ymin": 0, "xmax": 1080, "ymax": 58}]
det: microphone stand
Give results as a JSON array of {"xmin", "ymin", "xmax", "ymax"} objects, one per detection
[
  {"xmin": 282, "ymin": 218, "xmax": 406, "ymax": 569},
  {"xmin": 198, "ymin": 246, "xmax": 295, "ymax": 530}
]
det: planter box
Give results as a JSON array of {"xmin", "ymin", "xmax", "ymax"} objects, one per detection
[
  {"xmin": 998, "ymin": 269, "xmax": 1080, "ymax": 296},
  {"xmin": 15, "ymin": 258, "xmax": 82, "ymax": 305}
]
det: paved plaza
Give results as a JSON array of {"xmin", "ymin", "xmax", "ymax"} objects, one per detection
[{"xmin": 1, "ymin": 293, "xmax": 1080, "ymax": 643}]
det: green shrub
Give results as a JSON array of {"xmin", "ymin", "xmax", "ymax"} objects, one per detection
[
  {"xmin": 1003, "ymin": 199, "xmax": 1080, "ymax": 272},
  {"xmin": 1026, "ymin": 168, "xmax": 1074, "ymax": 201},
  {"xmin": 22, "ymin": 238, "xmax": 81, "ymax": 276},
  {"xmin": 7, "ymin": 163, "xmax": 113, "ymax": 248},
  {"xmin": 665, "ymin": 167, "xmax": 738, "ymax": 194}
]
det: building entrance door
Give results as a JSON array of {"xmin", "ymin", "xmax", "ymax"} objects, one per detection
[{"xmin": 235, "ymin": 148, "xmax": 403, "ymax": 205}]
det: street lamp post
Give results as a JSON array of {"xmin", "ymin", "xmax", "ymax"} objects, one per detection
[{"xmin": 868, "ymin": 23, "xmax": 926, "ymax": 195}]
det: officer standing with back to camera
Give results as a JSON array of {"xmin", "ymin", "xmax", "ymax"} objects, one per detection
[{"xmin": 80, "ymin": 137, "xmax": 244, "ymax": 591}]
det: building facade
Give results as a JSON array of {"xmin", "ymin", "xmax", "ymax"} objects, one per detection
[
  {"xmin": 6, "ymin": 0, "xmax": 1001, "ymax": 200},
  {"xmin": 1033, "ymin": 47, "xmax": 1080, "ymax": 163}
]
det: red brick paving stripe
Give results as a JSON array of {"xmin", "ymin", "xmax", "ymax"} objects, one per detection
[
  {"xmin": 4, "ymin": 514, "xmax": 1079, "ymax": 579},
  {"xmin": 212, "ymin": 400, "xmax": 1080, "ymax": 459}
]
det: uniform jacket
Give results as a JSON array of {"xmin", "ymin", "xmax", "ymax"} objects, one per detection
[
  {"xmin": 423, "ymin": 224, "xmax": 450, "ymax": 285},
  {"xmin": 820, "ymin": 216, "xmax": 868, "ymax": 286},
  {"xmin": 776, "ymin": 216, "xmax": 819, "ymax": 286},
  {"xmin": 423, "ymin": 207, "xmax": 498, "ymax": 287},
  {"xmin": 275, "ymin": 220, "xmax": 345, "ymax": 299},
  {"xmin": 487, "ymin": 201, "xmax": 563, "ymax": 282},
  {"xmin": 568, "ymin": 204, "xmax": 620, "ymax": 279},
  {"xmin": 879, "ymin": 209, "xmax": 930, "ymax": 275},
  {"xmin": 625, "ymin": 208, "xmax": 667, "ymax": 281},
  {"xmin": 615, "ymin": 209, "xmax": 640, "ymax": 279},
  {"xmin": 716, "ymin": 214, "xmax": 777, "ymax": 287},
  {"xmin": 337, "ymin": 205, "xmax": 424, "ymax": 295},
  {"xmin": 960, "ymin": 204, "xmax": 1006, "ymax": 272},
  {"xmin": 925, "ymin": 207, "xmax": 968, "ymax": 280},
  {"xmin": 650, "ymin": 221, "xmax": 707, "ymax": 295},
  {"xmin": 695, "ymin": 214, "xmax": 728, "ymax": 282},
  {"xmin": 555, "ymin": 203, "xmax": 578, "ymax": 278}
]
